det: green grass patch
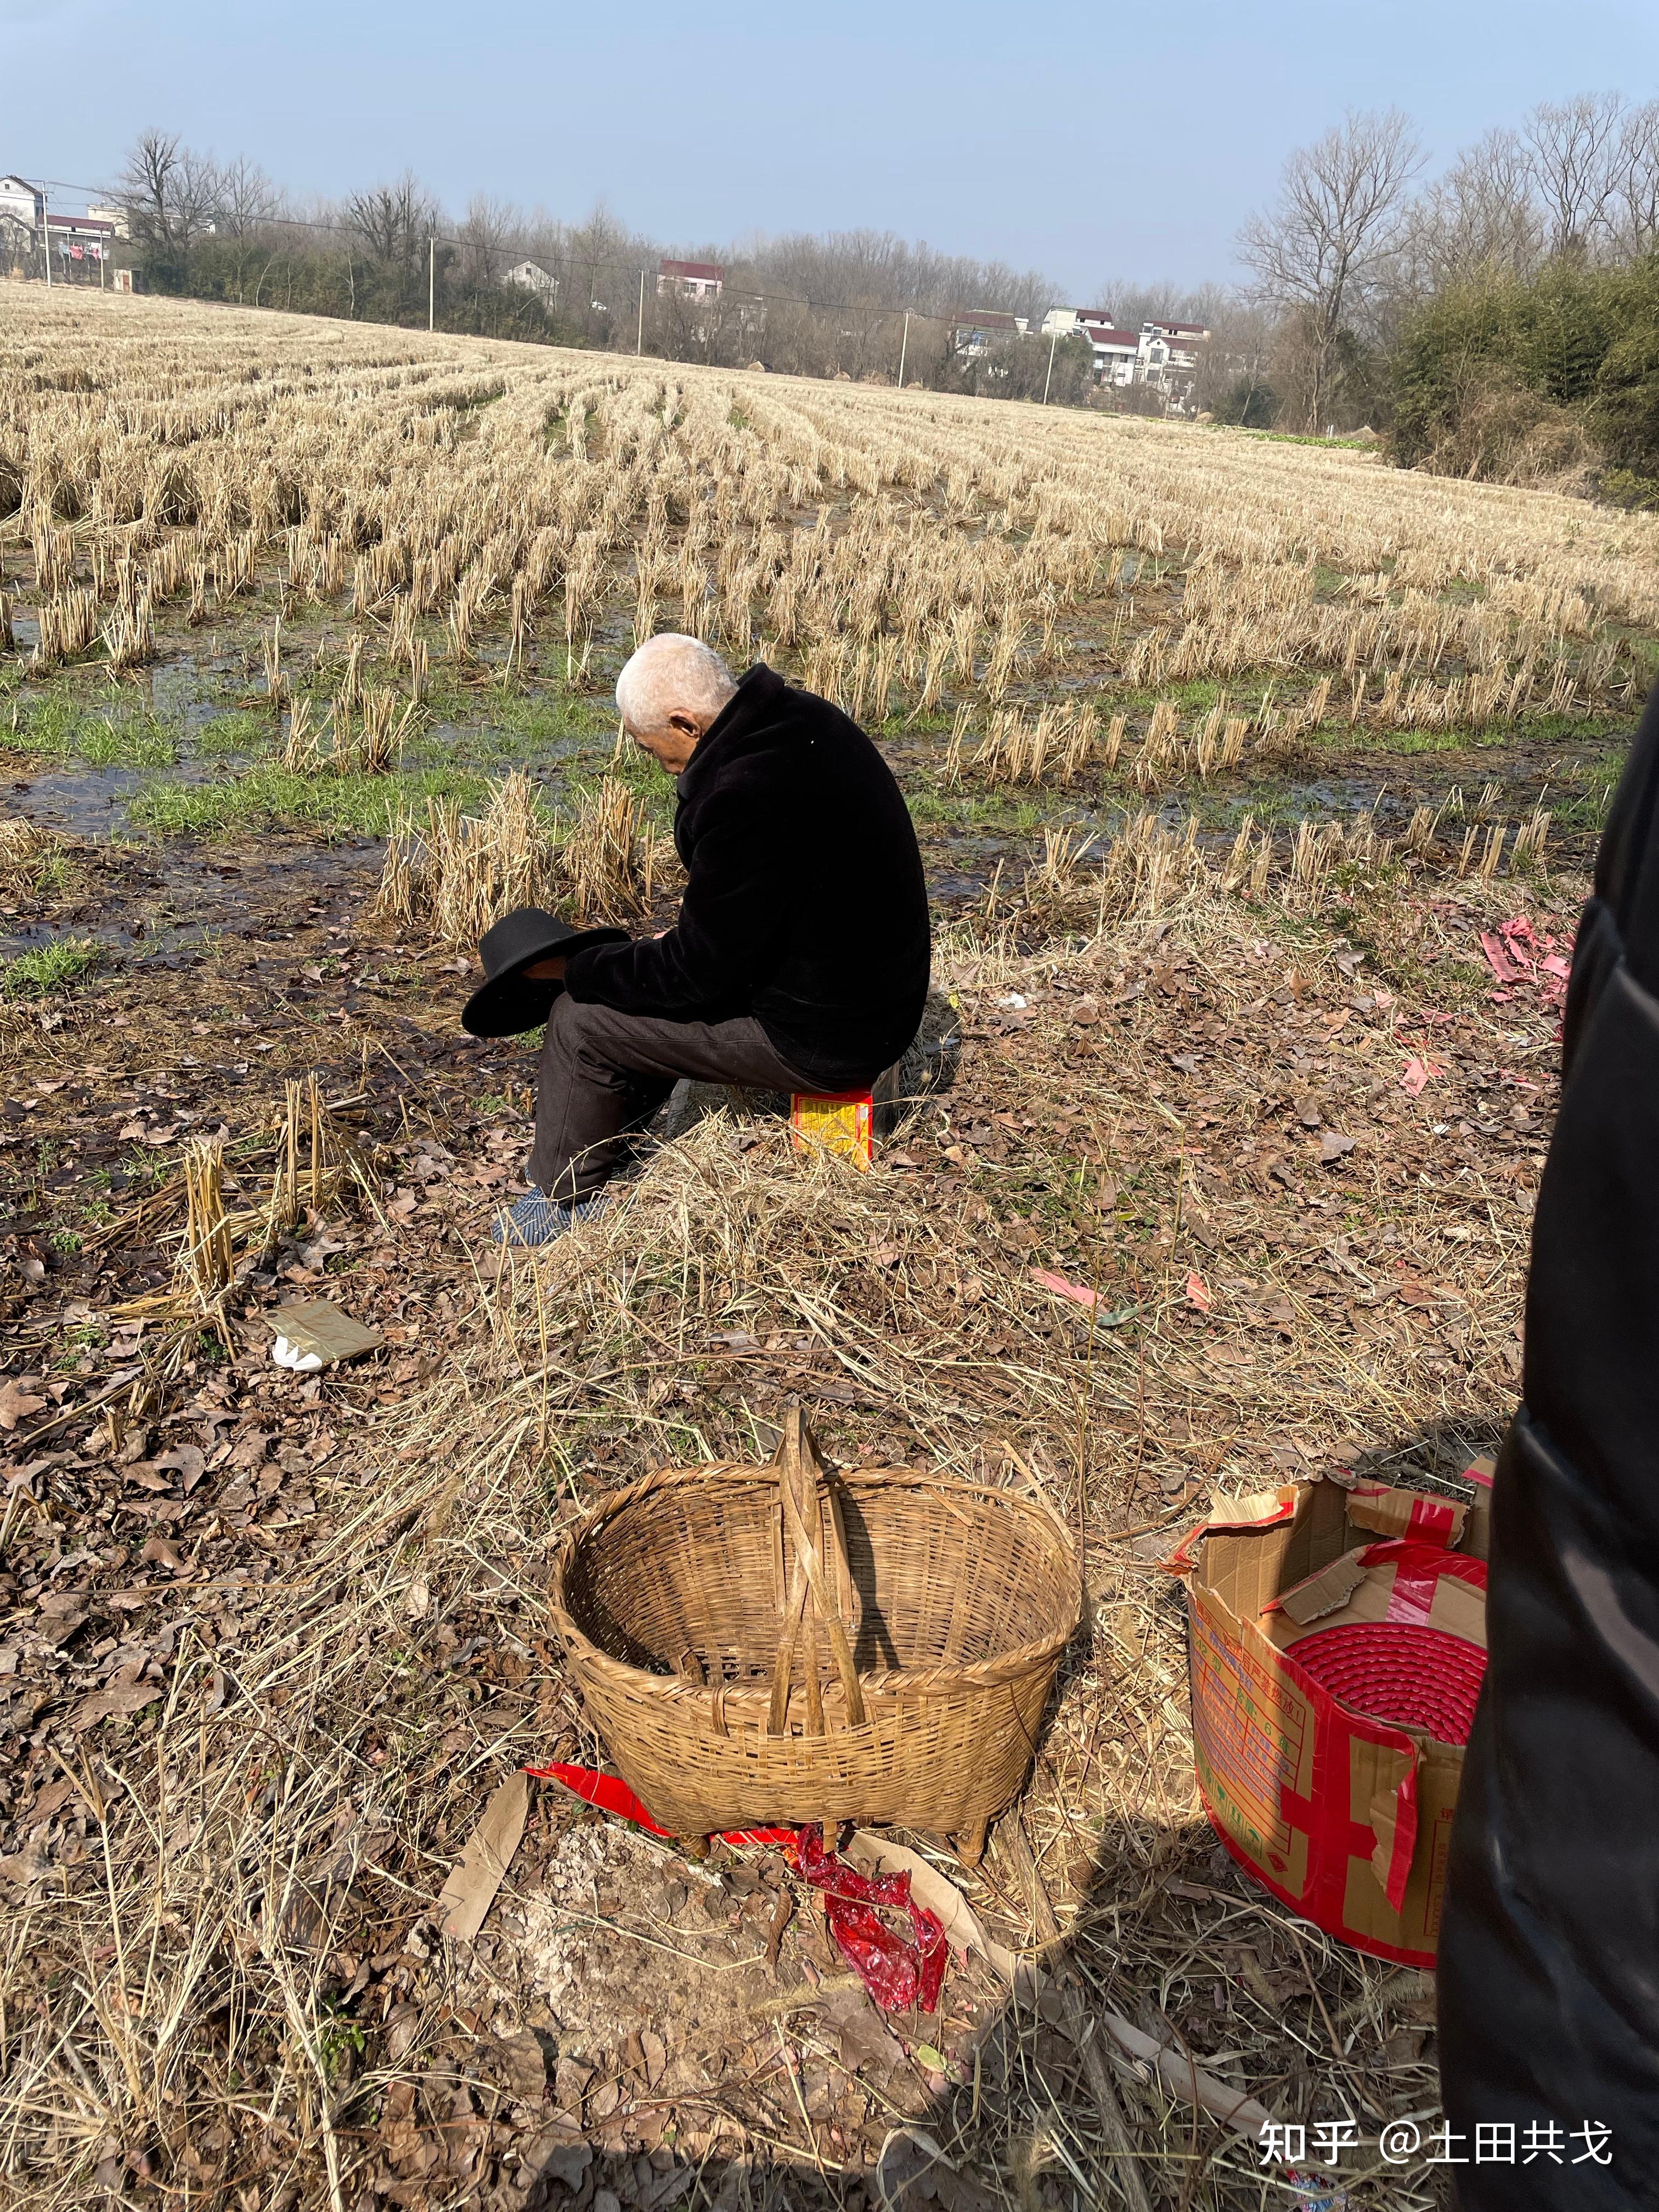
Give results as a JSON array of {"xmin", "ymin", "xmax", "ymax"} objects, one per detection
[
  {"xmin": 412, "ymin": 680, "xmax": 615, "ymax": 768},
  {"xmin": 127, "ymin": 761, "xmax": 490, "ymax": 838},
  {"xmin": 3, "ymin": 936, "xmax": 101, "ymax": 996},
  {"xmin": 1233, "ymin": 427, "xmax": 1376, "ymax": 451},
  {"xmin": 193, "ymin": 710, "xmax": 273, "ymax": 758},
  {"xmin": 881, "ymin": 707, "xmax": 957, "ymax": 738},
  {"xmin": 1553, "ymin": 781, "xmax": 1617, "ymax": 831},
  {"xmin": 77, "ymin": 714, "xmax": 179, "ymax": 768},
  {"xmin": 906, "ymin": 785, "xmax": 1062, "ymax": 835},
  {"xmin": 1113, "ymin": 676, "xmax": 1276, "ymax": 716},
  {"xmin": 3, "ymin": 695, "xmax": 181, "ymax": 768}
]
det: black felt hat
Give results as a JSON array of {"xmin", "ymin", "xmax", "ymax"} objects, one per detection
[{"xmin": 461, "ymin": 907, "xmax": 630, "ymax": 1037}]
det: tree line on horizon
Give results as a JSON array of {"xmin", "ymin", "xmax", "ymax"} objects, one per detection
[{"xmin": 64, "ymin": 98, "xmax": 1659, "ymax": 491}]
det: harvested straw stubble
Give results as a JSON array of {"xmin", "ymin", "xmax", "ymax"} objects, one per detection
[
  {"xmin": 376, "ymin": 769, "xmax": 667, "ymax": 945},
  {"xmin": 561, "ymin": 773, "xmax": 672, "ymax": 925},
  {"xmin": 549, "ymin": 1403, "xmax": 1079, "ymax": 1857},
  {"xmin": 377, "ymin": 769, "xmax": 557, "ymax": 944}
]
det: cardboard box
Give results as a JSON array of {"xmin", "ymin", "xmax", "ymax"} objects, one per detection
[{"xmin": 1173, "ymin": 1474, "xmax": 1487, "ymax": 1967}]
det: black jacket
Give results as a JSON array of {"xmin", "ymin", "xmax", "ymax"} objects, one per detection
[
  {"xmin": 563, "ymin": 665, "xmax": 930, "ymax": 1088},
  {"xmin": 1437, "ymin": 678, "xmax": 1659, "ymax": 2209}
]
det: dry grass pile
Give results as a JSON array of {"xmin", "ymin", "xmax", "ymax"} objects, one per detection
[
  {"xmin": 1012, "ymin": 787, "xmax": 1554, "ymax": 950},
  {"xmin": 0, "ymin": 813, "xmax": 50, "ymax": 890},
  {"xmin": 561, "ymin": 776, "xmax": 672, "ymax": 926}
]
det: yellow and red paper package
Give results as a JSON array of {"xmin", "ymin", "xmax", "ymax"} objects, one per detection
[{"xmin": 789, "ymin": 1088, "xmax": 874, "ymax": 1171}]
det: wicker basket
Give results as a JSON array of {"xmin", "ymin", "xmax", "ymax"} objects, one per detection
[{"xmin": 548, "ymin": 1403, "xmax": 1080, "ymax": 1859}]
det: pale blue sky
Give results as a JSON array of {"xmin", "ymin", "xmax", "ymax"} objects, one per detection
[{"xmin": 4, "ymin": 0, "xmax": 1658, "ymax": 292}]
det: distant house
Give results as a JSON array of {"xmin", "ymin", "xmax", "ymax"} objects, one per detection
[
  {"xmin": 2, "ymin": 181, "xmax": 114, "ymax": 275},
  {"xmin": 1080, "ymin": 325, "xmax": 1142, "ymax": 386},
  {"xmin": 1040, "ymin": 306, "xmax": 1114, "ymax": 340},
  {"xmin": 44, "ymin": 211, "xmax": 115, "ymax": 273},
  {"xmin": 1137, "ymin": 319, "xmax": 1210, "ymax": 403},
  {"xmin": 86, "ymin": 202, "xmax": 130, "ymax": 241},
  {"xmin": 658, "ymin": 258, "xmax": 723, "ymax": 299},
  {"xmin": 0, "ymin": 174, "xmax": 44, "ymax": 235},
  {"xmin": 1043, "ymin": 308, "xmax": 1210, "ymax": 397},
  {"xmin": 504, "ymin": 259, "xmax": 557, "ymax": 295},
  {"xmin": 951, "ymin": 307, "xmax": 1029, "ymax": 359}
]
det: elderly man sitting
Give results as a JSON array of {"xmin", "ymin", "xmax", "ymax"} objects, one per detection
[{"xmin": 487, "ymin": 633, "xmax": 932, "ymax": 1246}]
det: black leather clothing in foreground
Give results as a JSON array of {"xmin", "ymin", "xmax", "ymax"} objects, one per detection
[{"xmin": 1438, "ymin": 679, "xmax": 1659, "ymax": 2210}]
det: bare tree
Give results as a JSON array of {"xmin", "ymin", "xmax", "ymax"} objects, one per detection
[
  {"xmin": 1191, "ymin": 295, "xmax": 1278, "ymax": 418},
  {"xmin": 457, "ymin": 194, "xmax": 515, "ymax": 290},
  {"xmin": 1089, "ymin": 279, "xmax": 1190, "ymax": 329},
  {"xmin": 1238, "ymin": 108, "xmax": 1423, "ymax": 430},
  {"xmin": 119, "ymin": 129, "xmax": 182, "ymax": 248},
  {"xmin": 1522, "ymin": 93, "xmax": 1626, "ymax": 257},
  {"xmin": 346, "ymin": 173, "xmax": 438, "ymax": 269},
  {"xmin": 119, "ymin": 130, "xmax": 219, "ymax": 252},
  {"xmin": 213, "ymin": 155, "xmax": 279, "ymax": 239},
  {"xmin": 560, "ymin": 202, "xmax": 642, "ymax": 343},
  {"xmin": 1401, "ymin": 127, "xmax": 1544, "ymax": 291},
  {"xmin": 1611, "ymin": 98, "xmax": 1659, "ymax": 257}
]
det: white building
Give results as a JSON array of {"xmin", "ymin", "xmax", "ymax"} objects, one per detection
[
  {"xmin": 0, "ymin": 174, "xmax": 43, "ymax": 233},
  {"xmin": 1041, "ymin": 305, "xmax": 1112, "ymax": 340},
  {"xmin": 1084, "ymin": 323, "xmax": 1142, "ymax": 385},
  {"xmin": 1137, "ymin": 320, "xmax": 1210, "ymax": 404},
  {"xmin": 0, "ymin": 173, "xmax": 43, "ymax": 258},
  {"xmin": 505, "ymin": 259, "xmax": 557, "ymax": 295},
  {"xmin": 658, "ymin": 258, "xmax": 723, "ymax": 300},
  {"xmin": 951, "ymin": 308, "xmax": 1029, "ymax": 359},
  {"xmin": 1041, "ymin": 304, "xmax": 1211, "ymax": 397},
  {"xmin": 87, "ymin": 202, "xmax": 131, "ymax": 242}
]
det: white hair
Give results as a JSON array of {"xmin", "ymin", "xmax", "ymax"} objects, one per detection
[{"xmin": 616, "ymin": 634, "xmax": 737, "ymax": 732}]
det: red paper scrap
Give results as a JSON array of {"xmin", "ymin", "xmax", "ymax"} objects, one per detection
[
  {"xmin": 1185, "ymin": 1271, "xmax": 1212, "ymax": 1313},
  {"xmin": 523, "ymin": 1763, "xmax": 794, "ymax": 1849},
  {"xmin": 1031, "ymin": 1267, "xmax": 1098, "ymax": 1311},
  {"xmin": 789, "ymin": 1825, "xmax": 947, "ymax": 2013},
  {"xmin": 1400, "ymin": 1057, "xmax": 1442, "ymax": 1098},
  {"xmin": 1479, "ymin": 917, "xmax": 1572, "ymax": 1010}
]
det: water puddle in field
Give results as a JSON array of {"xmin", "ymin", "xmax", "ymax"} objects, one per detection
[
  {"xmin": 0, "ymin": 915, "xmax": 218, "ymax": 962},
  {"xmin": 149, "ymin": 654, "xmax": 252, "ymax": 731},
  {"xmin": 0, "ymin": 839, "xmax": 382, "ymax": 962},
  {"xmin": 4, "ymin": 759, "xmax": 228, "ymax": 837}
]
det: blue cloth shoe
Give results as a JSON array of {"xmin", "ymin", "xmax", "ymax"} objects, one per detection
[{"xmin": 491, "ymin": 1189, "xmax": 608, "ymax": 1248}]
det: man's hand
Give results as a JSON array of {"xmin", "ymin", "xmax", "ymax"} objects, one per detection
[{"xmin": 523, "ymin": 956, "xmax": 567, "ymax": 981}]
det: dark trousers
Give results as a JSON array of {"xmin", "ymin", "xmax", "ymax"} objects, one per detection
[{"xmin": 528, "ymin": 995, "xmax": 822, "ymax": 1201}]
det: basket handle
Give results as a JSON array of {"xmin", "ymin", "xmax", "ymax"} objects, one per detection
[{"xmin": 765, "ymin": 1403, "xmax": 867, "ymax": 1735}]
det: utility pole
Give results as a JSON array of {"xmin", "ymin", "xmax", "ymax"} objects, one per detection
[
  {"xmin": 428, "ymin": 236, "xmax": 435, "ymax": 332},
  {"xmin": 636, "ymin": 267, "xmax": 645, "ymax": 355},
  {"xmin": 42, "ymin": 205, "xmax": 51, "ymax": 288},
  {"xmin": 1042, "ymin": 327, "xmax": 1059, "ymax": 404},
  {"xmin": 897, "ymin": 311, "xmax": 909, "ymax": 390}
]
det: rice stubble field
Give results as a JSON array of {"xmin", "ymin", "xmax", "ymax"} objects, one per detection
[{"xmin": 2, "ymin": 290, "xmax": 1656, "ymax": 2211}]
